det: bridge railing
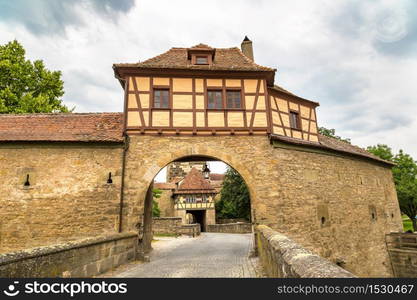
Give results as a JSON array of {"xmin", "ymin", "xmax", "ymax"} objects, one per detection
[
  {"xmin": 255, "ymin": 225, "xmax": 356, "ymax": 278},
  {"xmin": 386, "ymin": 232, "xmax": 417, "ymax": 278}
]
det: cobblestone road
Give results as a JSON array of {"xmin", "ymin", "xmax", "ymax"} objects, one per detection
[{"xmin": 110, "ymin": 233, "xmax": 258, "ymax": 278}]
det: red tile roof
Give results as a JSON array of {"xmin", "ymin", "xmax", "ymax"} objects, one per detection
[
  {"xmin": 0, "ymin": 113, "xmax": 391, "ymax": 166},
  {"xmin": 189, "ymin": 43, "xmax": 214, "ymax": 50},
  {"xmin": 0, "ymin": 113, "xmax": 124, "ymax": 143},
  {"xmin": 269, "ymin": 85, "xmax": 320, "ymax": 106},
  {"xmin": 154, "ymin": 182, "xmax": 176, "ymax": 190},
  {"xmin": 270, "ymin": 134, "xmax": 394, "ymax": 166},
  {"xmin": 174, "ymin": 167, "xmax": 215, "ymax": 194},
  {"xmin": 113, "ymin": 45, "xmax": 275, "ymax": 72}
]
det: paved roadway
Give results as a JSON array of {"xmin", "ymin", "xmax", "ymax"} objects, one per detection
[{"xmin": 112, "ymin": 233, "xmax": 258, "ymax": 278}]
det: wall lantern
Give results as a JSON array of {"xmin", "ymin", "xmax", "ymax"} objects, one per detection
[
  {"xmin": 24, "ymin": 174, "xmax": 30, "ymax": 186},
  {"xmin": 107, "ymin": 172, "xmax": 113, "ymax": 184},
  {"xmin": 202, "ymin": 163, "xmax": 210, "ymax": 179}
]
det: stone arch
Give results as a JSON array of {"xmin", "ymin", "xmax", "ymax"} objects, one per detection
[
  {"xmin": 137, "ymin": 150, "xmax": 256, "ymax": 253},
  {"xmin": 140, "ymin": 146, "xmax": 257, "ymax": 203}
]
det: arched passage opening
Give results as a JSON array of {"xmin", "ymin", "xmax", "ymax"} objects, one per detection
[{"xmin": 139, "ymin": 154, "xmax": 254, "ymax": 254}]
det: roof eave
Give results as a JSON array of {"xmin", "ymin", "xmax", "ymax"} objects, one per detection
[
  {"xmin": 269, "ymin": 134, "xmax": 395, "ymax": 167},
  {"xmin": 113, "ymin": 66, "xmax": 276, "ymax": 85},
  {"xmin": 268, "ymin": 86, "xmax": 320, "ymax": 107}
]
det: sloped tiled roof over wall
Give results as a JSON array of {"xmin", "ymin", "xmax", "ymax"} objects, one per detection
[
  {"xmin": 0, "ymin": 113, "xmax": 124, "ymax": 143},
  {"xmin": 270, "ymin": 134, "xmax": 394, "ymax": 166},
  {"xmin": 0, "ymin": 112, "xmax": 390, "ymax": 165}
]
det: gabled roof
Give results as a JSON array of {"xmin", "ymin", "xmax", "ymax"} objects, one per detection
[
  {"xmin": 113, "ymin": 45, "xmax": 275, "ymax": 72},
  {"xmin": 0, "ymin": 113, "xmax": 124, "ymax": 143},
  {"xmin": 173, "ymin": 167, "xmax": 215, "ymax": 194}
]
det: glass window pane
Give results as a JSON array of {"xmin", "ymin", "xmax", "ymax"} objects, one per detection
[
  {"xmin": 154, "ymin": 89, "xmax": 169, "ymax": 108},
  {"xmin": 226, "ymin": 91, "xmax": 241, "ymax": 108},
  {"xmin": 208, "ymin": 90, "xmax": 222, "ymax": 109},
  {"xmin": 290, "ymin": 112, "xmax": 299, "ymax": 129},
  {"xmin": 196, "ymin": 56, "xmax": 208, "ymax": 64}
]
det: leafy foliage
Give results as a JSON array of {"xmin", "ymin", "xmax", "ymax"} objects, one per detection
[
  {"xmin": 215, "ymin": 167, "xmax": 250, "ymax": 220},
  {"xmin": 152, "ymin": 188, "xmax": 162, "ymax": 217},
  {"xmin": 318, "ymin": 127, "xmax": 351, "ymax": 144},
  {"xmin": 366, "ymin": 144, "xmax": 394, "ymax": 161},
  {"xmin": 0, "ymin": 40, "xmax": 71, "ymax": 113},
  {"xmin": 367, "ymin": 145, "xmax": 417, "ymax": 231}
]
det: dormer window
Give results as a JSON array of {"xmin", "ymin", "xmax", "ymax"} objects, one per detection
[
  {"xmin": 195, "ymin": 56, "xmax": 209, "ymax": 65},
  {"xmin": 187, "ymin": 45, "xmax": 215, "ymax": 66}
]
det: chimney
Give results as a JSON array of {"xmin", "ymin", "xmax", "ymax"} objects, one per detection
[{"xmin": 241, "ymin": 36, "xmax": 254, "ymax": 61}]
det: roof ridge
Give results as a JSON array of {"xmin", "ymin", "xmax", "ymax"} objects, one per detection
[{"xmin": 190, "ymin": 43, "xmax": 213, "ymax": 49}]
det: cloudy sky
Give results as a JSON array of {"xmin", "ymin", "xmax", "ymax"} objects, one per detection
[{"xmin": 1, "ymin": 0, "xmax": 416, "ymax": 165}]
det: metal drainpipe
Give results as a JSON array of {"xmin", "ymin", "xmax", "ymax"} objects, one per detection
[
  {"xmin": 117, "ymin": 74, "xmax": 129, "ymax": 233},
  {"xmin": 118, "ymin": 135, "xmax": 128, "ymax": 233}
]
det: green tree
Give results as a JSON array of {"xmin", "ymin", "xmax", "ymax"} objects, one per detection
[
  {"xmin": 0, "ymin": 40, "xmax": 71, "ymax": 113},
  {"xmin": 366, "ymin": 144, "xmax": 394, "ymax": 161},
  {"xmin": 367, "ymin": 145, "xmax": 417, "ymax": 231},
  {"xmin": 318, "ymin": 127, "xmax": 351, "ymax": 144},
  {"xmin": 152, "ymin": 188, "xmax": 162, "ymax": 217},
  {"xmin": 216, "ymin": 167, "xmax": 250, "ymax": 220},
  {"xmin": 392, "ymin": 151, "xmax": 417, "ymax": 231}
]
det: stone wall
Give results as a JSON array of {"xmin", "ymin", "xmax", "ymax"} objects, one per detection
[
  {"xmin": 0, "ymin": 135, "xmax": 403, "ymax": 277},
  {"xmin": 155, "ymin": 190, "xmax": 175, "ymax": 217},
  {"xmin": 152, "ymin": 217, "xmax": 182, "ymax": 235},
  {"xmin": 217, "ymin": 218, "xmax": 248, "ymax": 224},
  {"xmin": 0, "ymin": 232, "xmax": 137, "ymax": 277},
  {"xmin": 178, "ymin": 224, "xmax": 201, "ymax": 237},
  {"xmin": 256, "ymin": 225, "xmax": 355, "ymax": 278},
  {"xmin": 386, "ymin": 233, "xmax": 417, "ymax": 277},
  {"xmin": 152, "ymin": 217, "xmax": 201, "ymax": 237},
  {"xmin": 122, "ymin": 135, "xmax": 402, "ymax": 277},
  {"xmin": 207, "ymin": 223, "xmax": 252, "ymax": 234},
  {"xmin": 0, "ymin": 142, "xmax": 123, "ymax": 253}
]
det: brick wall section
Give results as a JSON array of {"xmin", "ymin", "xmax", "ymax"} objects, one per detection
[
  {"xmin": 0, "ymin": 143, "xmax": 123, "ymax": 253},
  {"xmin": 0, "ymin": 232, "xmax": 137, "ymax": 277},
  {"xmin": 256, "ymin": 225, "xmax": 355, "ymax": 278},
  {"xmin": 207, "ymin": 223, "xmax": 252, "ymax": 233},
  {"xmin": 123, "ymin": 135, "xmax": 402, "ymax": 277}
]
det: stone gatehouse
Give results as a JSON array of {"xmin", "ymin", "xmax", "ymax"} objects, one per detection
[{"xmin": 0, "ymin": 37, "xmax": 402, "ymax": 277}]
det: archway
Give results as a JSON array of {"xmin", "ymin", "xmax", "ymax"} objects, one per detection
[{"xmin": 140, "ymin": 154, "xmax": 254, "ymax": 254}]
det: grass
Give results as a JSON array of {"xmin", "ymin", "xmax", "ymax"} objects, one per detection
[{"xmin": 402, "ymin": 215, "xmax": 415, "ymax": 232}]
